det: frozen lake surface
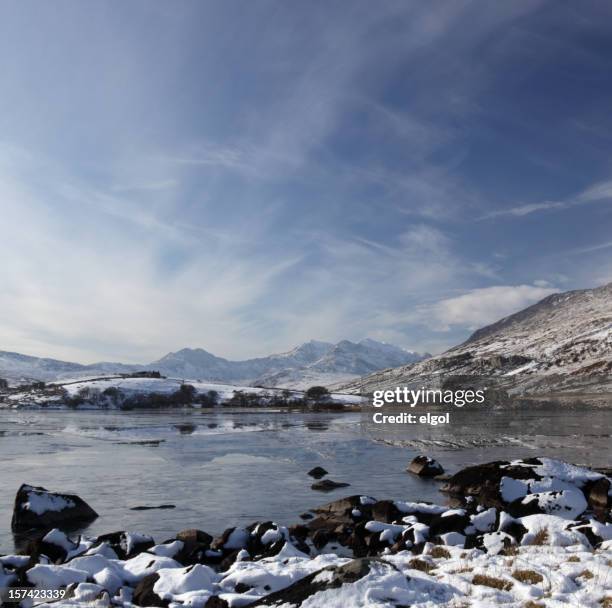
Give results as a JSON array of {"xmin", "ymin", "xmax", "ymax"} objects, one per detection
[{"xmin": 0, "ymin": 407, "xmax": 610, "ymax": 552}]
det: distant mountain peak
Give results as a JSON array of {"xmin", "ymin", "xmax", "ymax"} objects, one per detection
[{"xmin": 0, "ymin": 337, "xmax": 428, "ymax": 389}]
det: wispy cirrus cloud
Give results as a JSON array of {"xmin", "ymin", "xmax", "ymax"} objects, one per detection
[
  {"xmin": 0, "ymin": 1, "xmax": 611, "ymax": 362},
  {"xmin": 481, "ymin": 179, "xmax": 612, "ymax": 219}
]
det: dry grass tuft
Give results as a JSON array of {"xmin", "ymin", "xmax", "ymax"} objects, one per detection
[
  {"xmin": 530, "ymin": 528, "xmax": 549, "ymax": 545},
  {"xmin": 472, "ymin": 574, "xmax": 513, "ymax": 591},
  {"xmin": 600, "ymin": 597, "xmax": 612, "ymax": 608},
  {"xmin": 429, "ymin": 546, "xmax": 451, "ymax": 559},
  {"xmin": 579, "ymin": 569, "xmax": 594, "ymax": 580},
  {"xmin": 408, "ymin": 558, "xmax": 435, "ymax": 573},
  {"xmin": 523, "ymin": 602, "xmax": 545, "ymax": 608},
  {"xmin": 501, "ymin": 545, "xmax": 519, "ymax": 556},
  {"xmin": 512, "ymin": 569, "xmax": 543, "ymax": 585},
  {"xmin": 567, "ymin": 555, "xmax": 580, "ymax": 562},
  {"xmin": 452, "ymin": 565, "xmax": 473, "ymax": 574}
]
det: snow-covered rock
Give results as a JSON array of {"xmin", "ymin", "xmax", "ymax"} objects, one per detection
[
  {"xmin": 11, "ymin": 484, "xmax": 98, "ymax": 531},
  {"xmin": 6, "ymin": 457, "xmax": 611, "ymax": 608}
]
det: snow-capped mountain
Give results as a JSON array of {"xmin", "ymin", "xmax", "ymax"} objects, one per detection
[
  {"xmin": 338, "ymin": 282, "xmax": 612, "ymax": 404},
  {"xmin": 0, "ymin": 339, "xmax": 427, "ymax": 389},
  {"xmin": 150, "ymin": 339, "xmax": 426, "ymax": 388},
  {"xmin": 0, "ymin": 351, "xmax": 137, "ymax": 383},
  {"xmin": 255, "ymin": 339, "xmax": 426, "ymax": 389},
  {"xmin": 148, "ymin": 340, "xmax": 334, "ymax": 384}
]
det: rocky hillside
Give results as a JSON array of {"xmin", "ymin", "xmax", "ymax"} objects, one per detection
[{"xmin": 338, "ymin": 283, "xmax": 612, "ymax": 404}]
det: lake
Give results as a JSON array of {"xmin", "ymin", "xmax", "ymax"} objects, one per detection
[{"xmin": 0, "ymin": 407, "xmax": 610, "ymax": 552}]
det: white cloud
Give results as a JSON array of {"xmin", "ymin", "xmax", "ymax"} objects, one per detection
[{"xmin": 427, "ymin": 284, "xmax": 559, "ymax": 331}]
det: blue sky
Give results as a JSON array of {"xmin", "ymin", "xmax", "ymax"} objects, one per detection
[{"xmin": 1, "ymin": 1, "xmax": 611, "ymax": 363}]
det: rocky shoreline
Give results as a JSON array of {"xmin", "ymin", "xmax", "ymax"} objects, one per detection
[{"xmin": 1, "ymin": 457, "xmax": 611, "ymax": 607}]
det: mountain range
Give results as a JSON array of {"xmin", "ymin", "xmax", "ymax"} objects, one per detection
[
  {"xmin": 3, "ymin": 282, "xmax": 610, "ymax": 400},
  {"xmin": 0, "ymin": 339, "xmax": 427, "ymax": 389},
  {"xmin": 337, "ymin": 282, "xmax": 612, "ymax": 405}
]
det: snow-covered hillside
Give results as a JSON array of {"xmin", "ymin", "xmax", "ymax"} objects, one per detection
[
  {"xmin": 0, "ymin": 339, "xmax": 427, "ymax": 389},
  {"xmin": 338, "ymin": 282, "xmax": 612, "ymax": 404},
  {"xmin": 0, "ymin": 376, "xmax": 364, "ymax": 410},
  {"xmin": 0, "ymin": 351, "xmax": 137, "ymax": 383}
]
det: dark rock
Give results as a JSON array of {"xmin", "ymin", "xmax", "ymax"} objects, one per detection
[
  {"xmin": 311, "ymin": 479, "xmax": 350, "ymax": 492},
  {"xmin": 568, "ymin": 522, "xmax": 605, "ymax": 549},
  {"xmin": 299, "ymin": 512, "xmax": 314, "ymax": 520},
  {"xmin": 312, "ymin": 496, "xmax": 365, "ymax": 515},
  {"xmin": 434, "ymin": 474, "xmax": 451, "ymax": 482},
  {"xmin": 371, "ymin": 500, "xmax": 402, "ymax": 523},
  {"xmin": 585, "ymin": 477, "xmax": 611, "ymax": 511},
  {"xmin": 26, "ymin": 531, "xmax": 78, "ymax": 564},
  {"xmin": 234, "ymin": 582, "xmax": 253, "ymax": 593},
  {"xmin": 174, "ymin": 529, "xmax": 213, "ymax": 565},
  {"xmin": 287, "ymin": 525, "xmax": 311, "ymax": 555},
  {"xmin": 246, "ymin": 522, "xmax": 287, "ymax": 559},
  {"xmin": 118, "ymin": 440, "xmax": 164, "ymax": 446},
  {"xmin": 212, "ymin": 527, "xmax": 238, "ymax": 551},
  {"xmin": 501, "ymin": 520, "xmax": 528, "ymax": 543},
  {"xmin": 507, "ymin": 496, "xmax": 546, "ymax": 518},
  {"xmin": 218, "ymin": 549, "xmax": 241, "ymax": 571},
  {"xmin": 11, "ymin": 484, "xmax": 98, "ymax": 531},
  {"xmin": 429, "ymin": 513, "xmax": 470, "ymax": 537},
  {"xmin": 308, "ymin": 466, "xmax": 329, "ymax": 479},
  {"xmin": 311, "ymin": 529, "xmax": 335, "ymax": 550},
  {"xmin": 133, "ymin": 573, "xmax": 167, "ymax": 607},
  {"xmin": 305, "ymin": 516, "xmax": 346, "ymax": 533},
  {"xmin": 407, "ymin": 456, "xmax": 444, "ymax": 477},
  {"xmin": 175, "ymin": 424, "xmax": 196, "ymax": 434},
  {"xmin": 176, "ymin": 529, "xmax": 213, "ymax": 546},
  {"xmin": 94, "ymin": 531, "xmax": 155, "ymax": 560},
  {"xmin": 366, "ymin": 531, "xmax": 389, "ymax": 555},
  {"xmin": 463, "ymin": 535, "xmax": 484, "ymax": 551},
  {"xmin": 507, "ymin": 490, "xmax": 587, "ymax": 520},
  {"xmin": 344, "ymin": 531, "xmax": 369, "ymax": 558},
  {"xmin": 205, "ymin": 597, "xmax": 229, "ymax": 608},
  {"xmin": 130, "ymin": 504, "xmax": 176, "ymax": 511}
]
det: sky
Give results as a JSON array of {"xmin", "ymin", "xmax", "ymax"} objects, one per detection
[{"xmin": 1, "ymin": 1, "xmax": 612, "ymax": 364}]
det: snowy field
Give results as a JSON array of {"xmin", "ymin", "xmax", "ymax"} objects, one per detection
[{"xmin": 0, "ymin": 376, "xmax": 364, "ymax": 409}]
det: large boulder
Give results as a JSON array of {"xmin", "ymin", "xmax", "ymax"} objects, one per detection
[
  {"xmin": 407, "ymin": 456, "xmax": 444, "ymax": 477},
  {"xmin": 441, "ymin": 457, "xmax": 609, "ymax": 516},
  {"xmin": 440, "ymin": 460, "xmax": 539, "ymax": 507},
  {"xmin": 11, "ymin": 484, "xmax": 98, "ymax": 531},
  {"xmin": 132, "ymin": 573, "xmax": 167, "ymax": 607}
]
